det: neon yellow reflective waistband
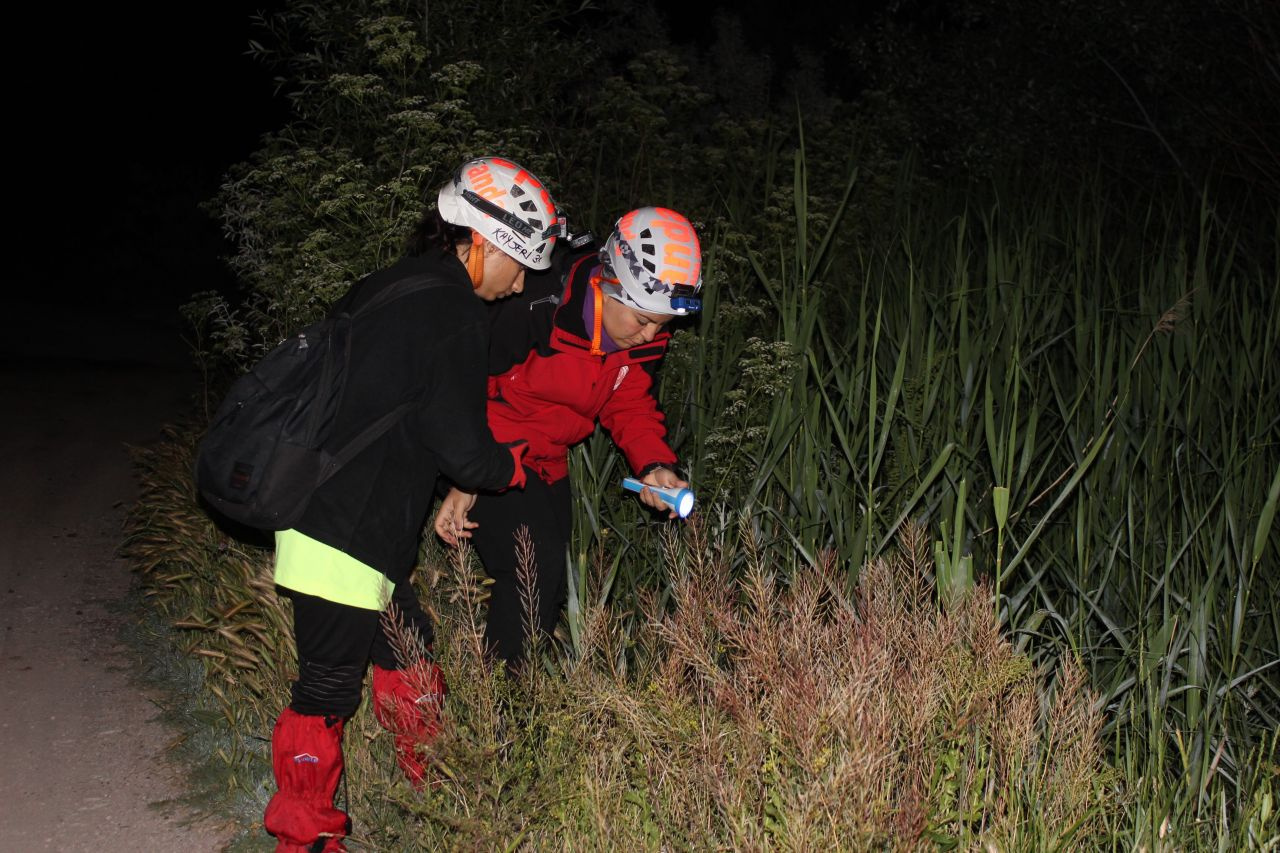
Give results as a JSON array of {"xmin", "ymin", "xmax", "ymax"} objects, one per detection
[{"xmin": 274, "ymin": 529, "xmax": 393, "ymax": 611}]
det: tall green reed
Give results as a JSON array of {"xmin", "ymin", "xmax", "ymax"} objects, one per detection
[{"xmin": 566, "ymin": 153, "xmax": 1278, "ymax": 847}]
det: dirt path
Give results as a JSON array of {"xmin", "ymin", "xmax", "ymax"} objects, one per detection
[{"xmin": 0, "ymin": 306, "xmax": 236, "ymax": 852}]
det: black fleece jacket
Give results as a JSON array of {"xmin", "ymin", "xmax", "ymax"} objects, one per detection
[{"xmin": 294, "ymin": 251, "xmax": 523, "ymax": 585}]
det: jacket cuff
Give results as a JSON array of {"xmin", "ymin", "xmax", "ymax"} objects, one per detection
[
  {"xmin": 506, "ymin": 441, "xmax": 528, "ymax": 490},
  {"xmin": 636, "ymin": 460, "xmax": 676, "ymax": 479}
]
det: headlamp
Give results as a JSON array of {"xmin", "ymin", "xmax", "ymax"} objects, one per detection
[{"xmin": 668, "ymin": 283, "xmax": 702, "ymax": 314}]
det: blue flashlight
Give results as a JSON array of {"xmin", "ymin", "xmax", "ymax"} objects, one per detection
[{"xmin": 622, "ymin": 477, "xmax": 696, "ymax": 518}]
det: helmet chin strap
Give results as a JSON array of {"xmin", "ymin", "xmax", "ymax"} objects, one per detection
[
  {"xmin": 467, "ymin": 233, "xmax": 486, "ymax": 289},
  {"xmin": 587, "ymin": 275, "xmax": 613, "ymax": 356}
]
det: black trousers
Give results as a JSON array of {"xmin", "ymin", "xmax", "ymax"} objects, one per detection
[
  {"xmin": 285, "ymin": 581, "xmax": 433, "ymax": 718},
  {"xmin": 469, "ymin": 472, "xmax": 572, "ymax": 665}
]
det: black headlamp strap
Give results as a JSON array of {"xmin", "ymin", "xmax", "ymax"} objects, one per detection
[
  {"xmin": 461, "ymin": 189, "xmax": 534, "ymax": 238},
  {"xmin": 461, "ymin": 188, "xmax": 569, "ymax": 251},
  {"xmin": 542, "ymin": 215, "xmax": 568, "ymax": 240}
]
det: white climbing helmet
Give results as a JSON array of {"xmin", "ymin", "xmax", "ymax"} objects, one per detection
[
  {"xmin": 437, "ymin": 157, "xmax": 565, "ymax": 270},
  {"xmin": 599, "ymin": 207, "xmax": 703, "ymax": 315}
]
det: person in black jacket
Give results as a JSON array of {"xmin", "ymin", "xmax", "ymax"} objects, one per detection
[{"xmin": 264, "ymin": 157, "xmax": 564, "ymax": 853}]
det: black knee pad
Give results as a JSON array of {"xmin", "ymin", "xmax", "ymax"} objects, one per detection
[{"xmin": 289, "ymin": 658, "xmax": 366, "ymax": 718}]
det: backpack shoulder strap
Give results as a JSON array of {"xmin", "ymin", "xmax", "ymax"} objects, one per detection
[
  {"xmin": 349, "ymin": 272, "xmax": 448, "ymax": 318},
  {"xmin": 313, "ymin": 272, "xmax": 450, "ymax": 485},
  {"xmin": 319, "ymin": 402, "xmax": 413, "ymax": 482}
]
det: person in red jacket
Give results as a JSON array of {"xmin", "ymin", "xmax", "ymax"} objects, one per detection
[
  {"xmin": 433, "ymin": 206, "xmax": 702, "ymax": 666},
  {"xmin": 264, "ymin": 157, "xmax": 563, "ymax": 852}
]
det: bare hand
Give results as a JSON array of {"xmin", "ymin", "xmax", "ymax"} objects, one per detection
[
  {"xmin": 433, "ymin": 488, "xmax": 478, "ymax": 546},
  {"xmin": 639, "ymin": 467, "xmax": 689, "ymax": 519}
]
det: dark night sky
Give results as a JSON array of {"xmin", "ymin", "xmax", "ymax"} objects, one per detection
[{"xmin": 14, "ymin": 4, "xmax": 286, "ymax": 314}]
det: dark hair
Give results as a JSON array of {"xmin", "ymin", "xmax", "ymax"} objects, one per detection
[{"xmin": 405, "ymin": 209, "xmax": 472, "ymax": 257}]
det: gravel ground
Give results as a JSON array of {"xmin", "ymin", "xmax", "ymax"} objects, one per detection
[{"xmin": 0, "ymin": 304, "xmax": 237, "ymax": 852}]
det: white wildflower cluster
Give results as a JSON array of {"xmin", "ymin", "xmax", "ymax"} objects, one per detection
[{"xmin": 702, "ymin": 337, "xmax": 802, "ymax": 501}]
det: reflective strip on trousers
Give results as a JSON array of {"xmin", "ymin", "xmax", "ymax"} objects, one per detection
[{"xmin": 274, "ymin": 529, "xmax": 392, "ymax": 611}]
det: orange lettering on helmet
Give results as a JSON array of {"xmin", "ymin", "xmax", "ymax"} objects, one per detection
[
  {"xmin": 489, "ymin": 163, "xmax": 555, "ymax": 215},
  {"xmin": 468, "ymin": 161, "xmax": 506, "ymax": 201},
  {"xmin": 650, "ymin": 207, "xmax": 692, "ymax": 243},
  {"xmin": 660, "ymin": 244, "xmax": 701, "ymax": 284},
  {"xmin": 652, "ymin": 208, "xmax": 701, "ymax": 283},
  {"xmin": 617, "ymin": 209, "xmax": 640, "ymax": 241},
  {"xmin": 663, "ymin": 243, "xmax": 694, "ymax": 271},
  {"xmin": 512, "ymin": 169, "xmax": 554, "ymax": 213}
]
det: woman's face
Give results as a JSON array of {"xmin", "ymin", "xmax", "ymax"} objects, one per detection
[
  {"xmin": 473, "ymin": 243, "xmax": 528, "ymax": 301},
  {"xmin": 601, "ymin": 296, "xmax": 672, "ymax": 349}
]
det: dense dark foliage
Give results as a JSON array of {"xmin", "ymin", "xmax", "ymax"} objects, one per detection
[
  {"xmin": 198, "ymin": 0, "xmax": 1277, "ymax": 361},
  {"xmin": 840, "ymin": 0, "xmax": 1280, "ymax": 192}
]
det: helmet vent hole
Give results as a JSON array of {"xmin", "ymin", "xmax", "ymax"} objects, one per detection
[
  {"xmin": 640, "ymin": 228, "xmax": 653, "ymax": 239},
  {"xmin": 529, "ymin": 218, "xmax": 543, "ymax": 229},
  {"xmin": 642, "ymin": 244, "xmax": 656, "ymax": 255},
  {"xmin": 520, "ymin": 200, "xmax": 537, "ymax": 212},
  {"xmin": 643, "ymin": 260, "xmax": 657, "ymax": 274},
  {"xmin": 509, "ymin": 185, "xmax": 526, "ymax": 197}
]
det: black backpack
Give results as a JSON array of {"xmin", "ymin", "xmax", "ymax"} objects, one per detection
[{"xmin": 194, "ymin": 274, "xmax": 439, "ymax": 530}]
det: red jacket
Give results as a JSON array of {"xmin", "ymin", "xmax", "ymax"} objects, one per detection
[{"xmin": 485, "ymin": 253, "xmax": 678, "ymax": 484}]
